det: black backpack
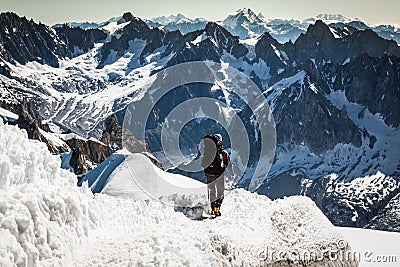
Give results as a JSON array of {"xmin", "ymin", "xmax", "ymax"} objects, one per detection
[{"xmin": 201, "ymin": 134, "xmax": 224, "ymax": 176}]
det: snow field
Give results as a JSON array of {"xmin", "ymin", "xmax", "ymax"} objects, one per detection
[
  {"xmin": 0, "ymin": 122, "xmax": 356, "ymax": 266},
  {"xmin": 73, "ymin": 194, "xmax": 215, "ymax": 266},
  {"xmin": 338, "ymin": 227, "xmax": 400, "ymax": 267}
]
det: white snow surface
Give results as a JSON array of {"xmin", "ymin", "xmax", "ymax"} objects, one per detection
[
  {"xmin": 191, "ymin": 32, "xmax": 208, "ymax": 45},
  {"xmin": 0, "ymin": 121, "xmax": 96, "ymax": 266},
  {"xmin": 101, "ymin": 21, "xmax": 130, "ymax": 36},
  {"xmin": 0, "ymin": 108, "xmax": 18, "ymax": 123},
  {"xmin": 81, "ymin": 149, "xmax": 207, "ymax": 200},
  {"xmin": 38, "ymin": 128, "xmax": 69, "ymax": 149},
  {"xmin": 338, "ymin": 227, "xmax": 400, "ymax": 267},
  {"xmin": 0, "ymin": 122, "xmax": 356, "ymax": 267}
]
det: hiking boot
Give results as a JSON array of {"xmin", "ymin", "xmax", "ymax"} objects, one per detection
[
  {"xmin": 215, "ymin": 207, "xmax": 221, "ymax": 217},
  {"xmin": 210, "ymin": 208, "xmax": 216, "ymax": 216}
]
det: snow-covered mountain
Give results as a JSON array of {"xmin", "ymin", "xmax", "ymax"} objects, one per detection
[
  {"xmin": 220, "ymin": 9, "xmax": 400, "ymax": 43},
  {"xmin": 0, "ymin": 11, "xmax": 399, "ymax": 231},
  {"xmin": 52, "ymin": 16, "xmax": 122, "ymax": 30},
  {"xmin": 147, "ymin": 13, "xmax": 206, "ymax": 25},
  {"xmin": 222, "ymin": 8, "xmax": 268, "ymax": 39},
  {"xmin": 51, "ymin": 10, "xmax": 400, "ymax": 44},
  {"xmin": 144, "ymin": 13, "xmax": 208, "ymax": 34},
  {"xmin": 306, "ymin": 14, "xmax": 360, "ymax": 24}
]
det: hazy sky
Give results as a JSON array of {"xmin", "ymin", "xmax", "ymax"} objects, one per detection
[{"xmin": 1, "ymin": 0, "xmax": 399, "ymax": 25}]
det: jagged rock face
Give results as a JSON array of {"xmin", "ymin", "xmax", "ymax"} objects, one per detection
[
  {"xmin": 63, "ymin": 112, "xmax": 153, "ymax": 175},
  {"xmin": 99, "ymin": 13, "xmax": 183, "ymax": 67},
  {"xmin": 292, "ymin": 20, "xmax": 400, "ymax": 66},
  {"xmin": 304, "ymin": 174, "xmax": 400, "ymax": 228},
  {"xmin": 0, "ymin": 12, "xmax": 110, "ymax": 68},
  {"xmin": 333, "ymin": 55, "xmax": 400, "ymax": 127},
  {"xmin": 0, "ymin": 58, "xmax": 11, "ymax": 77},
  {"xmin": 101, "ymin": 113, "xmax": 149, "ymax": 153},
  {"xmin": 101, "ymin": 113, "xmax": 120, "ymax": 148},
  {"xmin": 118, "ymin": 12, "xmax": 134, "ymax": 24},
  {"xmin": 304, "ymin": 54, "xmax": 400, "ymax": 129},
  {"xmin": 272, "ymin": 65, "xmax": 361, "ymax": 154},
  {"xmin": 66, "ymin": 138, "xmax": 114, "ymax": 174},
  {"xmin": 260, "ymin": 173, "xmax": 400, "ymax": 230},
  {"xmin": 367, "ymin": 193, "xmax": 400, "ymax": 232},
  {"xmin": 203, "ymin": 22, "xmax": 248, "ymax": 58},
  {"xmin": 293, "ymin": 20, "xmax": 336, "ymax": 65},
  {"xmin": 100, "ymin": 114, "xmax": 164, "ymax": 170},
  {"xmin": 328, "ymin": 25, "xmax": 358, "ymax": 38},
  {"xmin": 55, "ymin": 25, "xmax": 107, "ymax": 55},
  {"xmin": 167, "ymin": 22, "xmax": 248, "ymax": 66},
  {"xmin": 0, "ymin": 12, "xmax": 68, "ymax": 67},
  {"xmin": 254, "ymin": 32, "xmax": 291, "ymax": 74},
  {"xmin": 99, "ymin": 15, "xmax": 248, "ymax": 69}
]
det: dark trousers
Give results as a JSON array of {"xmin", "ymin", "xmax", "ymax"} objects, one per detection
[{"xmin": 206, "ymin": 174, "xmax": 225, "ymax": 209}]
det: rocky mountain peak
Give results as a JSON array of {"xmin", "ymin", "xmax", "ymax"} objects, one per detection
[
  {"xmin": 202, "ymin": 22, "xmax": 248, "ymax": 58},
  {"xmin": 306, "ymin": 20, "xmax": 334, "ymax": 40},
  {"xmin": 171, "ymin": 13, "xmax": 187, "ymax": 21},
  {"xmin": 257, "ymin": 31, "xmax": 279, "ymax": 45},
  {"xmin": 99, "ymin": 114, "xmax": 163, "ymax": 169},
  {"xmin": 225, "ymin": 8, "xmax": 264, "ymax": 25},
  {"xmin": 204, "ymin": 21, "xmax": 221, "ymax": 34},
  {"xmin": 118, "ymin": 12, "xmax": 135, "ymax": 24},
  {"xmin": 55, "ymin": 25, "xmax": 107, "ymax": 55},
  {"xmin": 105, "ymin": 113, "xmax": 119, "ymax": 132},
  {"xmin": 222, "ymin": 8, "xmax": 267, "ymax": 39},
  {"xmin": 0, "ymin": 12, "xmax": 68, "ymax": 67}
]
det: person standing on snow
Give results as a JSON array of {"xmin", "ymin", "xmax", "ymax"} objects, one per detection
[{"xmin": 201, "ymin": 134, "xmax": 234, "ymax": 217}]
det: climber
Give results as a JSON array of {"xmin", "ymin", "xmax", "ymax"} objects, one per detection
[{"xmin": 201, "ymin": 134, "xmax": 234, "ymax": 217}]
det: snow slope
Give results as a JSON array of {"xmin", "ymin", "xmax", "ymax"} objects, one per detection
[
  {"xmin": 0, "ymin": 108, "xmax": 18, "ymax": 123},
  {"xmin": 0, "ymin": 122, "xmax": 356, "ymax": 266},
  {"xmin": 4, "ymin": 40, "xmax": 168, "ymax": 137},
  {"xmin": 101, "ymin": 153, "xmax": 206, "ymax": 200},
  {"xmin": 338, "ymin": 227, "xmax": 400, "ymax": 267},
  {"xmin": 74, "ymin": 190, "xmax": 358, "ymax": 267},
  {"xmin": 80, "ymin": 149, "xmax": 206, "ymax": 200}
]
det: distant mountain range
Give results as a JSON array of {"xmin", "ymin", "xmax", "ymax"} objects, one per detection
[
  {"xmin": 1, "ymin": 10, "xmax": 399, "ymax": 232},
  {"xmin": 53, "ymin": 8, "xmax": 400, "ymax": 43}
]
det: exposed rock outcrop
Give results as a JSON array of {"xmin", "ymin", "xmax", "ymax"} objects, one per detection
[
  {"xmin": 0, "ymin": 12, "xmax": 68, "ymax": 67},
  {"xmin": 367, "ymin": 193, "xmax": 400, "ymax": 232},
  {"xmin": 100, "ymin": 114, "xmax": 163, "ymax": 170},
  {"xmin": 292, "ymin": 20, "xmax": 400, "ymax": 67},
  {"xmin": 55, "ymin": 25, "xmax": 107, "ymax": 55},
  {"xmin": 0, "ymin": 100, "xmax": 69, "ymax": 154},
  {"xmin": 66, "ymin": 138, "xmax": 114, "ymax": 174}
]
